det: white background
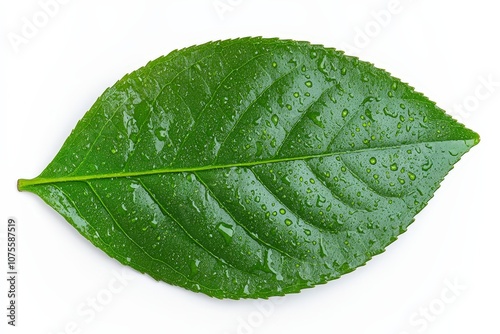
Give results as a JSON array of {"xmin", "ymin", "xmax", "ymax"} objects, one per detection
[{"xmin": 1, "ymin": 0, "xmax": 498, "ymax": 333}]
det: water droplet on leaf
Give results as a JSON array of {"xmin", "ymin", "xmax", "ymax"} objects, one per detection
[
  {"xmin": 217, "ymin": 222, "xmax": 234, "ymax": 243},
  {"xmin": 271, "ymin": 114, "xmax": 279, "ymax": 126}
]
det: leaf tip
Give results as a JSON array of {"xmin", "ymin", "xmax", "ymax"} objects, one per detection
[
  {"xmin": 473, "ymin": 132, "xmax": 481, "ymax": 146},
  {"xmin": 465, "ymin": 128, "xmax": 480, "ymax": 148}
]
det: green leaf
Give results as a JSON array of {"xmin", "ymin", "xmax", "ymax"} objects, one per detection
[{"xmin": 18, "ymin": 37, "xmax": 479, "ymax": 299}]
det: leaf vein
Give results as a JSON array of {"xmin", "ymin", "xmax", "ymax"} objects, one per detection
[
  {"xmin": 137, "ymin": 178, "xmax": 239, "ymax": 270},
  {"xmin": 304, "ymin": 160, "xmax": 364, "ymax": 213},
  {"xmin": 275, "ymin": 85, "xmax": 337, "ymax": 157},
  {"xmin": 215, "ymin": 66, "xmax": 299, "ymax": 162},
  {"xmin": 339, "ymin": 156, "xmax": 394, "ymax": 199},
  {"xmin": 172, "ymin": 52, "xmax": 270, "ymax": 164},
  {"xmin": 85, "ymin": 181, "xmax": 216, "ymax": 289},
  {"xmin": 193, "ymin": 171, "xmax": 302, "ymax": 263}
]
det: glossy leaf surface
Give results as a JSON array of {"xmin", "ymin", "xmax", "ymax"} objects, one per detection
[{"xmin": 18, "ymin": 38, "xmax": 479, "ymax": 298}]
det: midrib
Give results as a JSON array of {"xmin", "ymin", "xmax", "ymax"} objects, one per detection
[{"xmin": 17, "ymin": 139, "xmax": 473, "ymax": 190}]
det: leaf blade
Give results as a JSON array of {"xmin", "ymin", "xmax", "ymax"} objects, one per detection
[{"xmin": 19, "ymin": 37, "xmax": 479, "ymax": 298}]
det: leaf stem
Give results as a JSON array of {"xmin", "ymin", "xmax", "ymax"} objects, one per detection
[{"xmin": 17, "ymin": 178, "xmax": 30, "ymax": 191}]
